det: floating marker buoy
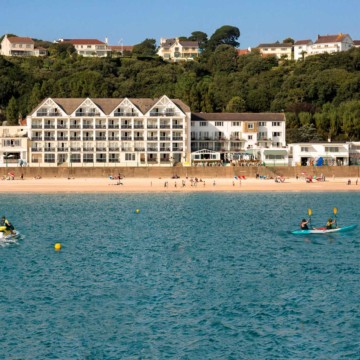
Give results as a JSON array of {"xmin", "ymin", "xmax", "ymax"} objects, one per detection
[
  {"xmin": 54, "ymin": 243, "xmax": 62, "ymax": 251},
  {"xmin": 135, "ymin": 209, "xmax": 140, "ymax": 214}
]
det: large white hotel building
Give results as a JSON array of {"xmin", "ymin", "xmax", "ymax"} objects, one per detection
[{"xmin": 1, "ymin": 95, "xmax": 289, "ymax": 167}]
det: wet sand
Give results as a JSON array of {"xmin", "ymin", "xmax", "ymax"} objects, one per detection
[{"xmin": 0, "ymin": 176, "xmax": 359, "ymax": 193}]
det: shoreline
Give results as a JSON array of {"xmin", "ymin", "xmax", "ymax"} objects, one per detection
[{"xmin": 0, "ymin": 177, "xmax": 359, "ymax": 194}]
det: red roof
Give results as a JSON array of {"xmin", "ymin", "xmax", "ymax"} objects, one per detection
[
  {"xmin": 62, "ymin": 39, "xmax": 106, "ymax": 45},
  {"xmin": 7, "ymin": 36, "xmax": 34, "ymax": 44},
  {"xmin": 314, "ymin": 34, "xmax": 349, "ymax": 44},
  {"xmin": 237, "ymin": 49, "xmax": 250, "ymax": 55},
  {"xmin": 294, "ymin": 40, "xmax": 312, "ymax": 45}
]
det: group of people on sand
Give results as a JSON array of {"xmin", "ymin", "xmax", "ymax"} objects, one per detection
[{"xmin": 300, "ymin": 217, "xmax": 336, "ymax": 230}]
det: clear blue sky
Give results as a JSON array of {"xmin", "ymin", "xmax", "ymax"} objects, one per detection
[{"xmin": 1, "ymin": 0, "xmax": 360, "ymax": 48}]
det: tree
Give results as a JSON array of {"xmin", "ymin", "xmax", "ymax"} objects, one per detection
[
  {"xmin": 226, "ymin": 96, "xmax": 246, "ymax": 112},
  {"xmin": 132, "ymin": 39, "xmax": 157, "ymax": 57},
  {"xmin": 207, "ymin": 25, "xmax": 240, "ymax": 51},
  {"xmin": 6, "ymin": 97, "xmax": 19, "ymax": 125},
  {"xmin": 188, "ymin": 31, "xmax": 208, "ymax": 49},
  {"xmin": 283, "ymin": 37, "xmax": 295, "ymax": 44},
  {"xmin": 208, "ymin": 45, "xmax": 238, "ymax": 73}
]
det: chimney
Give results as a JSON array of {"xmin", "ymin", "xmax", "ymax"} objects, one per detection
[{"xmin": 105, "ymin": 37, "xmax": 108, "ymax": 45}]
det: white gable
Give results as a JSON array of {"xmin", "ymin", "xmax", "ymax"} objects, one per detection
[
  {"xmin": 147, "ymin": 95, "xmax": 183, "ymax": 116},
  {"xmin": 71, "ymin": 98, "xmax": 105, "ymax": 117},
  {"xmin": 32, "ymin": 98, "xmax": 67, "ymax": 117},
  {"xmin": 110, "ymin": 98, "xmax": 141, "ymax": 116}
]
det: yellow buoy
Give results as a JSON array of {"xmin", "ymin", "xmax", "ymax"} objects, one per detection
[
  {"xmin": 54, "ymin": 243, "xmax": 62, "ymax": 251},
  {"xmin": 135, "ymin": 209, "xmax": 140, "ymax": 214}
]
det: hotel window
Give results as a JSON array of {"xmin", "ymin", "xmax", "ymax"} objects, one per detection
[
  {"xmin": 247, "ymin": 123, "xmax": 254, "ymax": 129},
  {"xmin": 273, "ymin": 132, "xmax": 281, "ymax": 137},
  {"xmin": 232, "ymin": 121, "xmax": 241, "ymax": 126},
  {"xmin": 301, "ymin": 147, "xmax": 309, "ymax": 152},
  {"xmin": 200, "ymin": 121, "xmax": 207, "ymax": 127},
  {"xmin": 272, "ymin": 122, "xmax": 281, "ymax": 126},
  {"xmin": 248, "ymin": 135, "xmax": 253, "ymax": 140},
  {"xmin": 191, "ymin": 121, "xmax": 195, "ymax": 127},
  {"xmin": 325, "ymin": 147, "xmax": 339, "ymax": 153},
  {"xmin": 215, "ymin": 121, "xmax": 223, "ymax": 126},
  {"xmin": 125, "ymin": 153, "xmax": 135, "ymax": 161},
  {"xmin": 258, "ymin": 122, "xmax": 266, "ymax": 126}
]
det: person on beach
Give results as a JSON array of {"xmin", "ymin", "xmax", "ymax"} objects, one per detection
[
  {"xmin": 1, "ymin": 216, "xmax": 15, "ymax": 235},
  {"xmin": 326, "ymin": 218, "xmax": 336, "ymax": 229},
  {"xmin": 300, "ymin": 219, "xmax": 309, "ymax": 230}
]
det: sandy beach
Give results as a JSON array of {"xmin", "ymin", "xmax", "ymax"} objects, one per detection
[{"xmin": 0, "ymin": 176, "xmax": 359, "ymax": 193}]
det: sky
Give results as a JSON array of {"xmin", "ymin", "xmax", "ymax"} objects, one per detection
[{"xmin": 1, "ymin": 0, "xmax": 360, "ymax": 48}]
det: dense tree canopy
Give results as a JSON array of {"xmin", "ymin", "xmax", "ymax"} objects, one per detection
[{"xmin": 1, "ymin": 27, "xmax": 360, "ymax": 141}]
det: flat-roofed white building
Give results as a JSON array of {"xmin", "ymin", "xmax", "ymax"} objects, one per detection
[
  {"xmin": 26, "ymin": 95, "xmax": 190, "ymax": 167},
  {"xmin": 191, "ymin": 112, "xmax": 287, "ymax": 165},
  {"xmin": 289, "ymin": 142, "xmax": 350, "ymax": 166},
  {"xmin": 0, "ymin": 126, "xmax": 28, "ymax": 167}
]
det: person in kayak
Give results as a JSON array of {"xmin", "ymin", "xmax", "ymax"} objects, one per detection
[
  {"xmin": 1, "ymin": 216, "xmax": 15, "ymax": 235},
  {"xmin": 326, "ymin": 218, "xmax": 337, "ymax": 229},
  {"xmin": 300, "ymin": 219, "xmax": 309, "ymax": 230}
]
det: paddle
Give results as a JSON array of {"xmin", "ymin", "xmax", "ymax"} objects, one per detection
[
  {"xmin": 308, "ymin": 208, "xmax": 312, "ymax": 227},
  {"xmin": 333, "ymin": 207, "xmax": 338, "ymax": 227}
]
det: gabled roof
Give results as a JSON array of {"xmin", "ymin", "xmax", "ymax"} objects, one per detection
[
  {"xmin": 191, "ymin": 113, "xmax": 286, "ymax": 121},
  {"xmin": 7, "ymin": 36, "xmax": 34, "ymax": 44},
  {"xmin": 33, "ymin": 98, "xmax": 191, "ymax": 116},
  {"xmin": 61, "ymin": 39, "xmax": 106, "ymax": 45},
  {"xmin": 294, "ymin": 40, "xmax": 312, "ymax": 45},
  {"xmin": 353, "ymin": 40, "xmax": 360, "ymax": 46},
  {"xmin": 257, "ymin": 43, "xmax": 292, "ymax": 48},
  {"xmin": 160, "ymin": 38, "xmax": 199, "ymax": 48},
  {"xmin": 314, "ymin": 33, "xmax": 350, "ymax": 44}
]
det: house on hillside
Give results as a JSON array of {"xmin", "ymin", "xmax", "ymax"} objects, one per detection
[
  {"xmin": 0, "ymin": 35, "xmax": 47, "ymax": 57},
  {"xmin": 57, "ymin": 38, "xmax": 111, "ymax": 57},
  {"xmin": 256, "ymin": 42, "xmax": 293, "ymax": 59},
  {"xmin": 353, "ymin": 40, "xmax": 360, "ymax": 48},
  {"xmin": 108, "ymin": 45, "xmax": 133, "ymax": 57},
  {"xmin": 308, "ymin": 33, "xmax": 353, "ymax": 56},
  {"xmin": 157, "ymin": 38, "xmax": 200, "ymax": 62},
  {"xmin": 293, "ymin": 40, "xmax": 313, "ymax": 60}
]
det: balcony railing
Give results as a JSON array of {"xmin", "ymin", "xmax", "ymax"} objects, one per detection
[
  {"xmin": 96, "ymin": 158, "xmax": 107, "ymax": 162},
  {"xmin": 31, "ymin": 148, "xmax": 42, "ymax": 152},
  {"xmin": 70, "ymin": 147, "xmax": 81, "ymax": 152},
  {"xmin": 57, "ymin": 124, "xmax": 68, "ymax": 129},
  {"xmin": 108, "ymin": 124, "xmax": 119, "ymax": 129},
  {"xmin": 83, "ymin": 124, "xmax": 93, "ymax": 129},
  {"xmin": 173, "ymin": 137, "xmax": 183, "ymax": 141},
  {"xmin": 173, "ymin": 148, "xmax": 183, "ymax": 152},
  {"xmin": 83, "ymin": 148, "xmax": 94, "ymax": 152},
  {"xmin": 75, "ymin": 111, "xmax": 100, "ymax": 117},
  {"xmin": 95, "ymin": 125, "xmax": 106, "ymax": 129},
  {"xmin": 57, "ymin": 147, "xmax": 68, "ymax": 152},
  {"xmin": 134, "ymin": 124, "xmax": 144, "ymax": 129},
  {"xmin": 160, "ymin": 137, "xmax": 171, "ymax": 141},
  {"xmin": 44, "ymin": 137, "xmax": 55, "ymax": 141},
  {"xmin": 160, "ymin": 147, "xmax": 171, "ymax": 152},
  {"xmin": 147, "ymin": 125, "xmax": 158, "ymax": 129},
  {"xmin": 134, "ymin": 147, "xmax": 145, "ymax": 151},
  {"xmin": 95, "ymin": 136, "xmax": 107, "ymax": 140},
  {"xmin": 114, "ymin": 112, "xmax": 135, "ymax": 117},
  {"xmin": 57, "ymin": 137, "xmax": 68, "ymax": 141},
  {"xmin": 108, "ymin": 137, "xmax": 119, "ymax": 141},
  {"xmin": 160, "ymin": 125, "xmax": 171, "ymax": 129},
  {"xmin": 31, "ymin": 124, "xmax": 43, "ymax": 129},
  {"xmin": 70, "ymin": 137, "xmax": 81, "ymax": 140},
  {"xmin": 134, "ymin": 136, "xmax": 144, "ymax": 141},
  {"xmin": 121, "ymin": 136, "xmax": 132, "ymax": 140},
  {"xmin": 147, "ymin": 148, "xmax": 158, "ymax": 151},
  {"xmin": 83, "ymin": 159, "xmax": 93, "ymax": 163},
  {"xmin": 109, "ymin": 147, "xmax": 120, "ymax": 151},
  {"xmin": 83, "ymin": 137, "xmax": 94, "ymax": 141},
  {"xmin": 31, "ymin": 137, "xmax": 42, "ymax": 141},
  {"xmin": 147, "ymin": 137, "xmax": 158, "ymax": 141},
  {"xmin": 70, "ymin": 124, "xmax": 81, "ymax": 129},
  {"xmin": 173, "ymin": 124, "xmax": 183, "ymax": 129},
  {"xmin": 44, "ymin": 125, "xmax": 55, "ymax": 129},
  {"xmin": 121, "ymin": 125, "xmax": 132, "ymax": 129},
  {"xmin": 109, "ymin": 158, "xmax": 119, "ymax": 162},
  {"xmin": 44, "ymin": 148, "xmax": 56, "ymax": 152},
  {"xmin": 96, "ymin": 147, "xmax": 107, "ymax": 151}
]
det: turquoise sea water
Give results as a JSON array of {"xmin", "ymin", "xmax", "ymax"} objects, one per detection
[{"xmin": 0, "ymin": 192, "xmax": 359, "ymax": 359}]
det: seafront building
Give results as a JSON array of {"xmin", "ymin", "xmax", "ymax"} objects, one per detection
[
  {"xmin": 26, "ymin": 96, "xmax": 190, "ymax": 167},
  {"xmin": 57, "ymin": 38, "xmax": 111, "ymax": 57},
  {"xmin": 157, "ymin": 38, "xmax": 200, "ymax": 62},
  {"xmin": 0, "ymin": 96, "xmax": 359, "ymax": 168}
]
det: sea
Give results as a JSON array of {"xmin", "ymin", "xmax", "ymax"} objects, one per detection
[{"xmin": 0, "ymin": 192, "xmax": 359, "ymax": 359}]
